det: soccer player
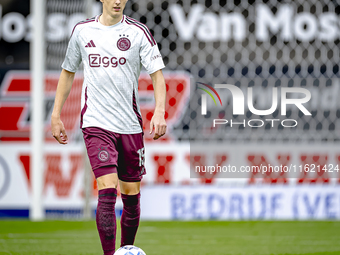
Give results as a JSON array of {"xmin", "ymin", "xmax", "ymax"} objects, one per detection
[{"xmin": 51, "ymin": 0, "xmax": 166, "ymax": 254}]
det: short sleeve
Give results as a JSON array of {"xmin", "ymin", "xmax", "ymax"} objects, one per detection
[
  {"xmin": 61, "ymin": 26, "xmax": 82, "ymax": 73},
  {"xmin": 140, "ymin": 33, "xmax": 165, "ymax": 74}
]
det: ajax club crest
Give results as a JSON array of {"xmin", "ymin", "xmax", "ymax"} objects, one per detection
[
  {"xmin": 98, "ymin": 147, "xmax": 109, "ymax": 162},
  {"xmin": 117, "ymin": 34, "xmax": 131, "ymax": 51}
]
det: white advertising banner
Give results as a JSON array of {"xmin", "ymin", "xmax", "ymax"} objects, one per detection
[
  {"xmin": 1, "ymin": 142, "xmax": 340, "ymax": 220},
  {"xmin": 141, "ymin": 185, "xmax": 340, "ymax": 220},
  {"xmin": 0, "ymin": 143, "xmax": 86, "ymax": 209}
]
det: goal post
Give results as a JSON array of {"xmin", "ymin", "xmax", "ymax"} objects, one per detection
[
  {"xmin": 30, "ymin": 0, "xmax": 45, "ymax": 221},
  {"xmin": 83, "ymin": 0, "xmax": 96, "ymax": 220}
]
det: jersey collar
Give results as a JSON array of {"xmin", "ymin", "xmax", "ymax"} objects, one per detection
[{"xmin": 96, "ymin": 14, "xmax": 125, "ymax": 29}]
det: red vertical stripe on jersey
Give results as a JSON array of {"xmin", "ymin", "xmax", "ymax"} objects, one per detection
[
  {"xmin": 90, "ymin": 40, "xmax": 95, "ymax": 47},
  {"xmin": 132, "ymin": 90, "xmax": 143, "ymax": 131},
  {"xmin": 80, "ymin": 87, "xmax": 88, "ymax": 128}
]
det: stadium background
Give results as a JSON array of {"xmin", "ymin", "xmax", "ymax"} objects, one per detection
[{"xmin": 0, "ymin": 0, "xmax": 339, "ymax": 221}]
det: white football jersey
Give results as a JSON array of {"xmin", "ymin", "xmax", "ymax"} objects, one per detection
[{"xmin": 62, "ymin": 15, "xmax": 165, "ymax": 134}]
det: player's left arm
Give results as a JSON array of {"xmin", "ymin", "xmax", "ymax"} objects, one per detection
[{"xmin": 149, "ymin": 69, "xmax": 167, "ymax": 140}]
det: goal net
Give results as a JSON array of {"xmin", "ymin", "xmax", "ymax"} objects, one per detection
[
  {"xmin": 44, "ymin": 0, "xmax": 100, "ymax": 219},
  {"xmin": 46, "ymin": 0, "xmax": 340, "ymax": 143},
  {"xmin": 40, "ymin": 0, "xmax": 340, "ymax": 218},
  {"xmin": 121, "ymin": 0, "xmax": 339, "ymax": 143}
]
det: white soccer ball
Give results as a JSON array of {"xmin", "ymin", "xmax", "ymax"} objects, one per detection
[{"xmin": 114, "ymin": 245, "xmax": 146, "ymax": 255}]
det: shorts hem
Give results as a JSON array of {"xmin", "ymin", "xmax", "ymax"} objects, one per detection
[
  {"xmin": 118, "ymin": 177, "xmax": 143, "ymax": 182},
  {"xmin": 82, "ymin": 126, "xmax": 142, "ymax": 135},
  {"xmin": 92, "ymin": 164, "xmax": 117, "ymax": 171},
  {"xmin": 93, "ymin": 165, "xmax": 117, "ymax": 179}
]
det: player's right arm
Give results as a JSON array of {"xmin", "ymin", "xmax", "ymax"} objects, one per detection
[
  {"xmin": 51, "ymin": 69, "xmax": 75, "ymax": 144},
  {"xmin": 52, "ymin": 23, "xmax": 82, "ymax": 144}
]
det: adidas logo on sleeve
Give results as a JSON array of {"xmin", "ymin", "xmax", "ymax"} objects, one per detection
[{"xmin": 85, "ymin": 40, "xmax": 96, "ymax": 48}]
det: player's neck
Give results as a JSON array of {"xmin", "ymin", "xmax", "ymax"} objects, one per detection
[{"xmin": 99, "ymin": 13, "xmax": 123, "ymax": 26}]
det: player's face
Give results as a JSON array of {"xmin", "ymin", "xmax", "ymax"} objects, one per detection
[{"xmin": 101, "ymin": 0, "xmax": 128, "ymax": 18}]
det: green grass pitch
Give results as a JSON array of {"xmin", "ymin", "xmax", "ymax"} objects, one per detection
[{"xmin": 0, "ymin": 220, "xmax": 340, "ymax": 255}]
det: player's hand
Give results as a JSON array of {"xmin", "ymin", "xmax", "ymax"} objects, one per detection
[
  {"xmin": 51, "ymin": 115, "xmax": 68, "ymax": 144},
  {"xmin": 149, "ymin": 111, "xmax": 167, "ymax": 140}
]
